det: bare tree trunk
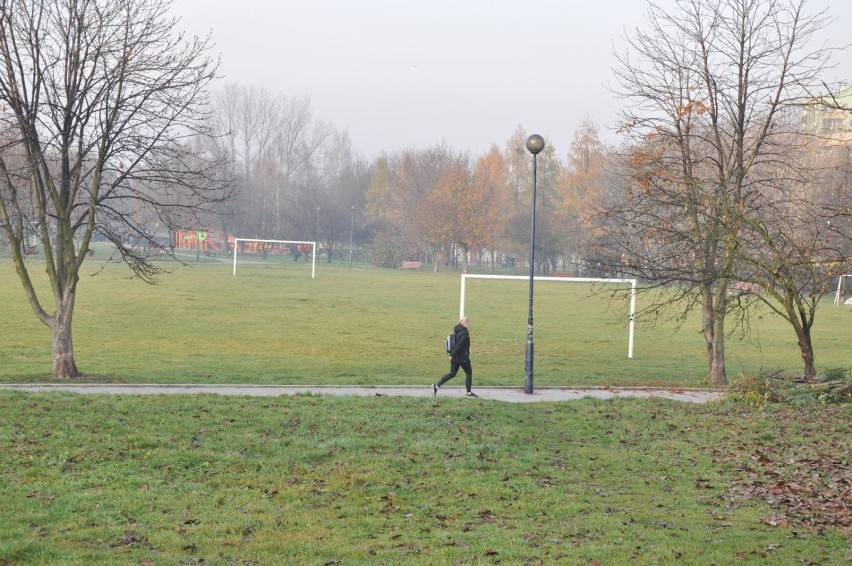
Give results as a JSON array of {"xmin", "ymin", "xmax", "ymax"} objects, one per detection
[
  {"xmin": 702, "ymin": 288, "xmax": 728, "ymax": 386},
  {"xmin": 427, "ymin": 244, "xmax": 439, "ymax": 275},
  {"xmin": 706, "ymin": 315, "xmax": 727, "ymax": 386},
  {"xmin": 51, "ymin": 296, "xmax": 78, "ymax": 378},
  {"xmin": 221, "ymin": 218, "xmax": 230, "ymax": 256},
  {"xmin": 797, "ymin": 329, "xmax": 817, "ymax": 381},
  {"xmin": 461, "ymin": 244, "xmax": 469, "ymax": 274},
  {"xmin": 789, "ymin": 312, "xmax": 817, "ymax": 380}
]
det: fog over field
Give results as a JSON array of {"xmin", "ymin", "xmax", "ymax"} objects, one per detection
[{"xmin": 170, "ymin": 0, "xmax": 852, "ymax": 157}]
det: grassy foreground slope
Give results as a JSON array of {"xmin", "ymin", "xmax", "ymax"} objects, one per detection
[{"xmin": 0, "ymin": 393, "xmax": 848, "ymax": 565}]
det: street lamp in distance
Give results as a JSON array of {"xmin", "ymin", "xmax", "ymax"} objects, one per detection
[
  {"xmin": 316, "ymin": 205, "xmax": 321, "ymax": 241},
  {"xmin": 524, "ymin": 133, "xmax": 545, "ymax": 394},
  {"xmin": 349, "ymin": 206, "xmax": 355, "ymax": 267}
]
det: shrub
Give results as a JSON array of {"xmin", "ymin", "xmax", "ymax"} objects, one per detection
[
  {"xmin": 367, "ymin": 225, "xmax": 409, "ymax": 268},
  {"xmin": 810, "ymin": 367, "xmax": 852, "ymax": 404},
  {"xmin": 727, "ymin": 371, "xmax": 780, "ymax": 407},
  {"xmin": 726, "ymin": 368, "xmax": 851, "ymax": 407}
]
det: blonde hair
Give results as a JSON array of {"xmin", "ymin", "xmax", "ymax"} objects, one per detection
[{"xmin": 459, "ymin": 316, "xmax": 470, "ymax": 326}]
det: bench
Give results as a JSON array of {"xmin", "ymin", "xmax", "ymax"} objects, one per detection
[
  {"xmin": 730, "ymin": 281, "xmax": 761, "ymax": 295},
  {"xmin": 402, "ymin": 261, "xmax": 422, "ymax": 270}
]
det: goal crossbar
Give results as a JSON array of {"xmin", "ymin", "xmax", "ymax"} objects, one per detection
[
  {"xmin": 232, "ymin": 238, "xmax": 316, "ymax": 279},
  {"xmin": 460, "ymin": 274, "xmax": 638, "ymax": 358}
]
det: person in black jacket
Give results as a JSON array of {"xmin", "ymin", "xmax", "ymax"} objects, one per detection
[{"xmin": 432, "ymin": 316, "xmax": 477, "ymax": 397}]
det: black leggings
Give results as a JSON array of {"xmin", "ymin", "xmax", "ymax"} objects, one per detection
[{"xmin": 438, "ymin": 361, "xmax": 472, "ymax": 392}]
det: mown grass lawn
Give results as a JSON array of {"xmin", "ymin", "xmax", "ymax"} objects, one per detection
[
  {"xmin": 1, "ymin": 255, "xmax": 849, "ymax": 386},
  {"xmin": 1, "ymin": 253, "xmax": 848, "ymax": 564},
  {"xmin": 0, "ymin": 393, "xmax": 849, "ymax": 565}
]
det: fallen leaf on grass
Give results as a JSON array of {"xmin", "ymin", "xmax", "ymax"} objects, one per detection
[
  {"xmin": 110, "ymin": 531, "xmax": 148, "ymax": 547},
  {"xmin": 477, "ymin": 509, "xmax": 496, "ymax": 521},
  {"xmin": 760, "ymin": 515, "xmax": 790, "ymax": 528}
]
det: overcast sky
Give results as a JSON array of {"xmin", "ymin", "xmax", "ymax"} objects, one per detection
[{"xmin": 169, "ymin": 0, "xmax": 852, "ymax": 160}]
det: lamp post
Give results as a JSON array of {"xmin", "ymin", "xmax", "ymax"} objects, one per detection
[
  {"xmin": 524, "ymin": 134, "xmax": 545, "ymax": 394},
  {"xmin": 349, "ymin": 206, "xmax": 355, "ymax": 267}
]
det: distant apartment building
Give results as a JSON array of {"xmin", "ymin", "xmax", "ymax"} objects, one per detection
[{"xmin": 800, "ymin": 83, "xmax": 852, "ymax": 144}]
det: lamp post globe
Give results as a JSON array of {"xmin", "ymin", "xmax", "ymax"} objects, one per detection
[
  {"xmin": 526, "ymin": 134, "xmax": 545, "ymax": 155},
  {"xmin": 524, "ymin": 133, "xmax": 545, "ymax": 394}
]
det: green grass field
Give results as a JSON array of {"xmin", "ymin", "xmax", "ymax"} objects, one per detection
[
  {"xmin": 0, "ymin": 251, "xmax": 849, "ymax": 385},
  {"xmin": 1, "ymin": 393, "xmax": 849, "ymax": 564},
  {"xmin": 1, "ymin": 251, "xmax": 849, "ymax": 564}
]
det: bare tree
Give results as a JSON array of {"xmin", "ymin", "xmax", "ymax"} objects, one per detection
[
  {"xmin": 601, "ymin": 0, "xmax": 836, "ymax": 385},
  {"xmin": 503, "ymin": 125, "xmax": 530, "ymax": 210},
  {"xmin": 205, "ymin": 85, "xmax": 247, "ymax": 255},
  {"xmin": 208, "ymin": 85, "xmax": 282, "ymax": 239},
  {"xmin": 502, "ymin": 130, "xmax": 562, "ymax": 275},
  {"xmin": 260, "ymin": 95, "xmax": 328, "ymax": 239},
  {"xmin": 206, "ymin": 86, "xmax": 337, "ymax": 254},
  {"xmin": 732, "ymin": 134, "xmax": 851, "ymax": 379},
  {"xmin": 316, "ymin": 131, "xmax": 370, "ymax": 262},
  {"xmin": 0, "ymin": 0, "xmax": 226, "ymax": 378}
]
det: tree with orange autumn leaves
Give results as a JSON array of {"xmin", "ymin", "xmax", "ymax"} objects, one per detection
[
  {"xmin": 411, "ymin": 148, "xmax": 509, "ymax": 273},
  {"xmin": 413, "ymin": 164, "xmax": 464, "ymax": 273},
  {"xmin": 554, "ymin": 118, "xmax": 611, "ymax": 273},
  {"xmin": 467, "ymin": 147, "xmax": 511, "ymax": 270},
  {"xmin": 363, "ymin": 128, "xmax": 620, "ymax": 276},
  {"xmin": 365, "ymin": 144, "xmax": 515, "ymax": 274}
]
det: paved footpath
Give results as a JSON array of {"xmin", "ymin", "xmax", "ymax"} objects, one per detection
[{"xmin": 0, "ymin": 384, "xmax": 724, "ymax": 403}]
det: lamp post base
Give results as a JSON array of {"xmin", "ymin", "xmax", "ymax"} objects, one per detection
[{"xmin": 524, "ymin": 338, "xmax": 534, "ymax": 394}]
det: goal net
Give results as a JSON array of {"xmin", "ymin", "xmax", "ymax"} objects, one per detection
[
  {"xmin": 232, "ymin": 238, "xmax": 316, "ymax": 279},
  {"xmin": 459, "ymin": 274, "xmax": 638, "ymax": 358}
]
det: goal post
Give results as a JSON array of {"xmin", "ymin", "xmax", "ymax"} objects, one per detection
[
  {"xmin": 232, "ymin": 238, "xmax": 316, "ymax": 279},
  {"xmin": 834, "ymin": 274, "xmax": 851, "ymax": 305},
  {"xmin": 459, "ymin": 274, "xmax": 638, "ymax": 358}
]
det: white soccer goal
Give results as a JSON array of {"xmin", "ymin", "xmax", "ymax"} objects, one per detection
[
  {"xmin": 232, "ymin": 238, "xmax": 316, "ymax": 279},
  {"xmin": 459, "ymin": 274, "xmax": 638, "ymax": 358},
  {"xmin": 834, "ymin": 274, "xmax": 851, "ymax": 305}
]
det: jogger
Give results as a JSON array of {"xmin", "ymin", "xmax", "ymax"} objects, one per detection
[{"xmin": 433, "ymin": 316, "xmax": 477, "ymax": 397}]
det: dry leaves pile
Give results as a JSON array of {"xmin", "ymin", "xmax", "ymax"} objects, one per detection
[{"xmin": 713, "ymin": 431, "xmax": 851, "ymax": 535}]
